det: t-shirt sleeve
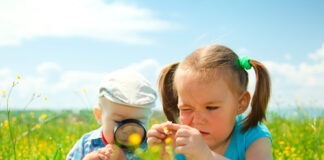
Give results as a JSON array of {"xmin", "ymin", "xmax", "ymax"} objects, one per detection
[{"xmin": 244, "ymin": 123, "xmax": 272, "ymax": 150}]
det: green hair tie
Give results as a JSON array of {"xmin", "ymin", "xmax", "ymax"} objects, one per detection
[{"xmin": 238, "ymin": 56, "xmax": 252, "ymax": 70}]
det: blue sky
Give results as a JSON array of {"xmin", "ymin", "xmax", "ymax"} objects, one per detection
[{"xmin": 0, "ymin": 0, "xmax": 323, "ymax": 110}]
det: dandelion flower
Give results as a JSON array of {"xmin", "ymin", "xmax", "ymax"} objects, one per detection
[
  {"xmin": 36, "ymin": 124, "xmax": 41, "ymax": 129},
  {"xmin": 165, "ymin": 137, "xmax": 172, "ymax": 145},
  {"xmin": 82, "ymin": 89, "xmax": 87, "ymax": 92},
  {"xmin": 4, "ymin": 120, "xmax": 8, "ymax": 127},
  {"xmin": 7, "ymin": 98, "xmax": 11, "ymax": 102},
  {"xmin": 128, "ymin": 133, "xmax": 141, "ymax": 145},
  {"xmin": 17, "ymin": 75, "xmax": 21, "ymax": 79},
  {"xmin": 45, "ymin": 97, "xmax": 48, "ymax": 100},
  {"xmin": 41, "ymin": 114, "xmax": 47, "ymax": 119},
  {"xmin": 1, "ymin": 90, "xmax": 5, "ymax": 94}
]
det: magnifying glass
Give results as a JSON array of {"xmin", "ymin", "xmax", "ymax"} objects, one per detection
[{"xmin": 114, "ymin": 119, "xmax": 146, "ymax": 149}]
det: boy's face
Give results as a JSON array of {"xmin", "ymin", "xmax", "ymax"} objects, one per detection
[{"xmin": 94, "ymin": 98, "xmax": 151, "ymax": 144}]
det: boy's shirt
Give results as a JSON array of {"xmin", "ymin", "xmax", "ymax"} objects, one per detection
[{"xmin": 66, "ymin": 127, "xmax": 144, "ymax": 160}]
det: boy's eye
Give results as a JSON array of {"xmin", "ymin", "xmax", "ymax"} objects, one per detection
[
  {"xmin": 114, "ymin": 120, "xmax": 121, "ymax": 123},
  {"xmin": 206, "ymin": 106, "xmax": 219, "ymax": 110}
]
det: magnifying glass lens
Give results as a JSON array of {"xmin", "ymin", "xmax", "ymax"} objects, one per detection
[{"xmin": 114, "ymin": 119, "xmax": 146, "ymax": 148}]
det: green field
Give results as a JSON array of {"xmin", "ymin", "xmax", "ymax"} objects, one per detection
[{"xmin": 0, "ymin": 109, "xmax": 323, "ymax": 160}]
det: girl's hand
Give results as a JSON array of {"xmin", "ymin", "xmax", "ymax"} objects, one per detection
[
  {"xmin": 146, "ymin": 123, "xmax": 167, "ymax": 146},
  {"xmin": 83, "ymin": 144, "xmax": 126, "ymax": 160},
  {"xmin": 166, "ymin": 123, "xmax": 215, "ymax": 160}
]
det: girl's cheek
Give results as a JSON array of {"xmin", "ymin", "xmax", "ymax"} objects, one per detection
[{"xmin": 180, "ymin": 112, "xmax": 192, "ymax": 125}]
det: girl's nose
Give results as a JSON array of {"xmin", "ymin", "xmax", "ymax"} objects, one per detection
[{"xmin": 192, "ymin": 111, "xmax": 205, "ymax": 125}]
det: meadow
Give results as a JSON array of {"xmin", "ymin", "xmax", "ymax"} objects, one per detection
[
  {"xmin": 0, "ymin": 79, "xmax": 323, "ymax": 160},
  {"xmin": 0, "ymin": 108, "xmax": 323, "ymax": 160}
]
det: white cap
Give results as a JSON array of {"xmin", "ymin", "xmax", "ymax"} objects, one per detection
[{"xmin": 98, "ymin": 68, "xmax": 157, "ymax": 108}]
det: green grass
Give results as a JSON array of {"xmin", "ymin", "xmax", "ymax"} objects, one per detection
[{"xmin": 0, "ymin": 109, "xmax": 323, "ymax": 160}]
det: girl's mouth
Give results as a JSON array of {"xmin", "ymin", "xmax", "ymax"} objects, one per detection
[{"xmin": 200, "ymin": 131, "xmax": 209, "ymax": 136}]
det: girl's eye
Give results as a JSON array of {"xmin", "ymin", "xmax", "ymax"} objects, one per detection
[
  {"xmin": 206, "ymin": 106, "xmax": 219, "ymax": 110},
  {"xmin": 180, "ymin": 109, "xmax": 191, "ymax": 112}
]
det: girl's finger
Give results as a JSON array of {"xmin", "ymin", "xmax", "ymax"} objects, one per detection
[
  {"xmin": 147, "ymin": 137, "xmax": 162, "ymax": 146},
  {"xmin": 165, "ymin": 123, "xmax": 185, "ymax": 131},
  {"xmin": 175, "ymin": 137, "xmax": 187, "ymax": 146},
  {"xmin": 175, "ymin": 128, "xmax": 190, "ymax": 138},
  {"xmin": 147, "ymin": 128, "xmax": 166, "ymax": 139}
]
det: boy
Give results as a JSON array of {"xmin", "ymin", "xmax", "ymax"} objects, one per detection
[{"xmin": 66, "ymin": 68, "xmax": 157, "ymax": 160}]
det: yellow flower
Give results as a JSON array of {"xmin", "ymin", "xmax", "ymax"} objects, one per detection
[
  {"xmin": 291, "ymin": 147, "xmax": 296, "ymax": 152},
  {"xmin": 279, "ymin": 141, "xmax": 285, "ymax": 145},
  {"xmin": 12, "ymin": 117, "xmax": 17, "ymax": 122},
  {"xmin": 45, "ymin": 97, "xmax": 48, "ymax": 100},
  {"xmin": 82, "ymin": 89, "xmax": 87, "ymax": 92},
  {"xmin": 4, "ymin": 120, "xmax": 8, "ymax": 127},
  {"xmin": 36, "ymin": 124, "xmax": 41, "ymax": 129},
  {"xmin": 284, "ymin": 150, "xmax": 290, "ymax": 156},
  {"xmin": 1, "ymin": 90, "xmax": 5, "ymax": 94},
  {"xmin": 164, "ymin": 127, "xmax": 174, "ymax": 135},
  {"xmin": 165, "ymin": 137, "xmax": 172, "ymax": 145},
  {"xmin": 41, "ymin": 114, "xmax": 47, "ymax": 119},
  {"xmin": 49, "ymin": 137, "xmax": 52, "ymax": 140},
  {"xmin": 7, "ymin": 98, "xmax": 11, "ymax": 102},
  {"xmin": 128, "ymin": 133, "xmax": 141, "ymax": 145},
  {"xmin": 17, "ymin": 75, "xmax": 21, "ymax": 79},
  {"xmin": 296, "ymin": 94, "xmax": 300, "ymax": 98}
]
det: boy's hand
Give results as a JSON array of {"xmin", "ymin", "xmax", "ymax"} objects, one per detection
[
  {"xmin": 166, "ymin": 123, "xmax": 215, "ymax": 160},
  {"xmin": 83, "ymin": 144, "xmax": 126, "ymax": 160}
]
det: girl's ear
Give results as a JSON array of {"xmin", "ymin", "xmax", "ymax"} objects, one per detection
[
  {"xmin": 237, "ymin": 91, "xmax": 251, "ymax": 115},
  {"xmin": 94, "ymin": 107, "xmax": 102, "ymax": 124}
]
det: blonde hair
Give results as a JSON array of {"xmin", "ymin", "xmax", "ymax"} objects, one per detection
[{"xmin": 158, "ymin": 44, "xmax": 271, "ymax": 132}]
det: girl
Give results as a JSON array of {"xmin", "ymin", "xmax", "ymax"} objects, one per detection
[{"xmin": 147, "ymin": 44, "xmax": 272, "ymax": 160}]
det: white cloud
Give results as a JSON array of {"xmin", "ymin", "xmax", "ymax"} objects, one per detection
[
  {"xmin": 308, "ymin": 43, "xmax": 324, "ymax": 60},
  {"xmin": 125, "ymin": 59, "xmax": 161, "ymax": 86},
  {"xmin": 260, "ymin": 43, "xmax": 324, "ymax": 109},
  {"xmin": 0, "ymin": 0, "xmax": 172, "ymax": 46},
  {"xmin": 0, "ymin": 59, "xmax": 162, "ymax": 110},
  {"xmin": 37, "ymin": 62, "xmax": 61, "ymax": 74}
]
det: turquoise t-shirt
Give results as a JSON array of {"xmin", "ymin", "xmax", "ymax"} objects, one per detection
[{"xmin": 175, "ymin": 115, "xmax": 272, "ymax": 160}]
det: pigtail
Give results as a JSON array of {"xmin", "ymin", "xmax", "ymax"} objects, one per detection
[
  {"xmin": 158, "ymin": 62, "xmax": 180, "ymax": 123},
  {"xmin": 242, "ymin": 60, "xmax": 271, "ymax": 132}
]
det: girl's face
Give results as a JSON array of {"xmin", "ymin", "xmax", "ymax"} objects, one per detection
[
  {"xmin": 175, "ymin": 69, "xmax": 244, "ymax": 150},
  {"xmin": 95, "ymin": 98, "xmax": 151, "ymax": 144}
]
